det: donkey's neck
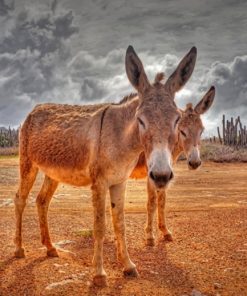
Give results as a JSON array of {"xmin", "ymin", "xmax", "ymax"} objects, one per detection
[
  {"xmin": 110, "ymin": 96, "xmax": 142, "ymax": 152},
  {"xmin": 171, "ymin": 132, "xmax": 184, "ymax": 163},
  {"xmin": 101, "ymin": 96, "xmax": 143, "ymax": 172}
]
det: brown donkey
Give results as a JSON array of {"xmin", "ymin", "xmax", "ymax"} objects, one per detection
[
  {"xmin": 14, "ymin": 46, "xmax": 197, "ymax": 286},
  {"xmin": 144, "ymin": 86, "xmax": 215, "ymax": 245}
]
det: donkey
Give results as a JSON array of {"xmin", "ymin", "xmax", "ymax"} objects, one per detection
[
  {"xmin": 144, "ymin": 86, "xmax": 215, "ymax": 245},
  {"xmin": 14, "ymin": 45, "xmax": 197, "ymax": 286}
]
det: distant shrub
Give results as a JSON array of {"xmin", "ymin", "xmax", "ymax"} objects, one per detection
[
  {"xmin": 0, "ymin": 146, "xmax": 19, "ymax": 156},
  {"xmin": 201, "ymin": 141, "xmax": 247, "ymax": 163}
]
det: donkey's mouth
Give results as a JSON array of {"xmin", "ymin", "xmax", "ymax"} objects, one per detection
[
  {"xmin": 149, "ymin": 171, "xmax": 174, "ymax": 188},
  {"xmin": 188, "ymin": 161, "xmax": 201, "ymax": 170}
]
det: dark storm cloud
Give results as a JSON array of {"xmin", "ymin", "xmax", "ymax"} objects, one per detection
[
  {"xmin": 0, "ymin": 0, "xmax": 14, "ymax": 16},
  {"xmin": 0, "ymin": 9, "xmax": 78, "ymax": 55},
  {"xmin": 80, "ymin": 78, "xmax": 107, "ymax": 102},
  {"xmin": 202, "ymin": 55, "xmax": 247, "ymax": 115},
  {"xmin": 69, "ymin": 49, "xmax": 127, "ymax": 101},
  {"xmin": 51, "ymin": 0, "xmax": 58, "ymax": 15},
  {"xmin": 63, "ymin": 0, "xmax": 247, "ymax": 62},
  {"xmin": 0, "ymin": 2, "xmax": 79, "ymax": 125}
]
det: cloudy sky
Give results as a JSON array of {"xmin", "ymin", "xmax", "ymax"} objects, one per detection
[{"xmin": 0, "ymin": 0, "xmax": 246, "ymax": 135}]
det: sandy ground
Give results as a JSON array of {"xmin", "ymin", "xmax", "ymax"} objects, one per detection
[{"xmin": 0, "ymin": 157, "xmax": 246, "ymax": 296}]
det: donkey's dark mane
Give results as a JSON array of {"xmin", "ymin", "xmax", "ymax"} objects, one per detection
[{"xmin": 114, "ymin": 93, "xmax": 138, "ymax": 105}]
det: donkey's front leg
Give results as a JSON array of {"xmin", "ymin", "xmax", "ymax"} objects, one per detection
[
  {"xmin": 91, "ymin": 182, "xmax": 107, "ymax": 286},
  {"xmin": 109, "ymin": 182, "xmax": 138, "ymax": 278},
  {"xmin": 157, "ymin": 189, "xmax": 173, "ymax": 242},
  {"xmin": 145, "ymin": 179, "xmax": 157, "ymax": 246}
]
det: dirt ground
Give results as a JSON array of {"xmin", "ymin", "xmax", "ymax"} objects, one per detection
[{"xmin": 0, "ymin": 157, "xmax": 246, "ymax": 296}]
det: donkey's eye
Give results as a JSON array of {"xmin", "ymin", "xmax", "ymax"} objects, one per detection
[
  {"xmin": 174, "ymin": 116, "xmax": 180, "ymax": 127},
  {"xmin": 137, "ymin": 117, "xmax": 145, "ymax": 129},
  {"xmin": 180, "ymin": 130, "xmax": 187, "ymax": 137}
]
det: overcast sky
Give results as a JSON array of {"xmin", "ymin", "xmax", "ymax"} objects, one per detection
[{"xmin": 0, "ymin": 0, "xmax": 246, "ymax": 135}]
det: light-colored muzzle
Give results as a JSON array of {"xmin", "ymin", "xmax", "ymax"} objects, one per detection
[
  {"xmin": 188, "ymin": 146, "xmax": 201, "ymax": 170},
  {"xmin": 147, "ymin": 148, "xmax": 174, "ymax": 188}
]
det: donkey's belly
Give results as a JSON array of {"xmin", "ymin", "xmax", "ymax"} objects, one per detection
[
  {"xmin": 38, "ymin": 165, "xmax": 91, "ymax": 187},
  {"xmin": 130, "ymin": 166, "xmax": 147, "ymax": 179},
  {"xmin": 129, "ymin": 151, "xmax": 147, "ymax": 179}
]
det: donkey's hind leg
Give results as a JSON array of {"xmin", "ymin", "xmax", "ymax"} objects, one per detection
[
  {"xmin": 14, "ymin": 162, "xmax": 38, "ymax": 258},
  {"xmin": 109, "ymin": 182, "xmax": 138, "ymax": 278},
  {"xmin": 36, "ymin": 175, "xmax": 58, "ymax": 257}
]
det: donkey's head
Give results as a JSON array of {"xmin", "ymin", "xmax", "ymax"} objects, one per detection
[
  {"xmin": 125, "ymin": 46, "xmax": 197, "ymax": 188},
  {"xmin": 178, "ymin": 86, "xmax": 215, "ymax": 170}
]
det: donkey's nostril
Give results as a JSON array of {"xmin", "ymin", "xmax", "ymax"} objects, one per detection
[
  {"xmin": 149, "ymin": 171, "xmax": 156, "ymax": 181},
  {"xmin": 149, "ymin": 171, "xmax": 173, "ymax": 187},
  {"xmin": 169, "ymin": 171, "xmax": 174, "ymax": 180},
  {"xmin": 189, "ymin": 160, "xmax": 201, "ymax": 169}
]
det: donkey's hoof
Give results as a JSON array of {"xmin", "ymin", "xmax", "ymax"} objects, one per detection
[
  {"xmin": 146, "ymin": 238, "xmax": 155, "ymax": 246},
  {"xmin": 93, "ymin": 275, "xmax": 107, "ymax": 287},
  {"xmin": 164, "ymin": 233, "xmax": 173, "ymax": 242},
  {"xmin": 123, "ymin": 267, "xmax": 139, "ymax": 278},
  {"xmin": 47, "ymin": 247, "xmax": 59, "ymax": 257},
  {"xmin": 14, "ymin": 247, "xmax": 25, "ymax": 258}
]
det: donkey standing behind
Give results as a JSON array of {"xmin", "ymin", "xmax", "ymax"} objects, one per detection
[
  {"xmin": 129, "ymin": 85, "xmax": 215, "ymax": 245},
  {"xmin": 14, "ymin": 46, "xmax": 197, "ymax": 286}
]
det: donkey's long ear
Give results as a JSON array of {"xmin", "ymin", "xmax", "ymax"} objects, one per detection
[
  {"xmin": 194, "ymin": 86, "xmax": 215, "ymax": 115},
  {"xmin": 165, "ymin": 47, "xmax": 197, "ymax": 95},
  {"xmin": 125, "ymin": 46, "xmax": 151, "ymax": 94}
]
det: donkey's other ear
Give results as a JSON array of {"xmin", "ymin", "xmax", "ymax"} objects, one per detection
[
  {"xmin": 194, "ymin": 86, "xmax": 215, "ymax": 115},
  {"xmin": 125, "ymin": 46, "xmax": 151, "ymax": 94},
  {"xmin": 165, "ymin": 47, "xmax": 197, "ymax": 95}
]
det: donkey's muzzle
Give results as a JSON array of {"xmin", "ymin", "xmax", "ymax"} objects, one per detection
[
  {"xmin": 149, "ymin": 171, "xmax": 174, "ymax": 188},
  {"xmin": 188, "ymin": 160, "xmax": 201, "ymax": 170}
]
